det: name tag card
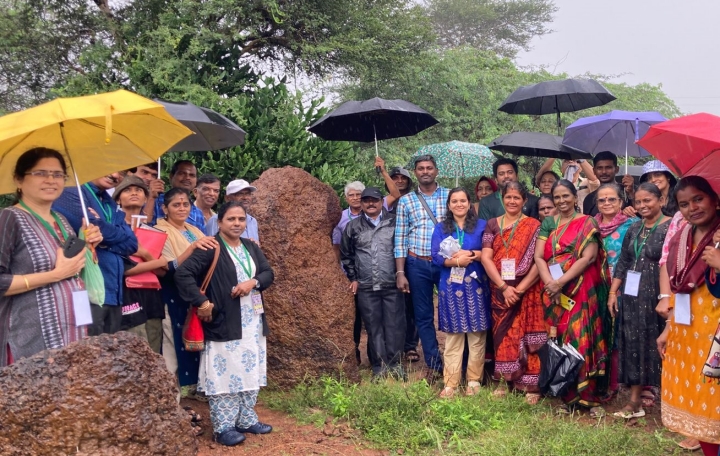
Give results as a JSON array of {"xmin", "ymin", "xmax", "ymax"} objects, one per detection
[
  {"xmin": 251, "ymin": 291, "xmax": 264, "ymax": 315},
  {"xmin": 624, "ymin": 271, "xmax": 642, "ymax": 297},
  {"xmin": 501, "ymin": 259, "xmax": 516, "ymax": 281},
  {"xmin": 674, "ymin": 293, "xmax": 691, "ymax": 325},
  {"xmin": 549, "ymin": 264, "xmax": 563, "ymax": 281},
  {"xmin": 72, "ymin": 290, "xmax": 93, "ymax": 327},
  {"xmin": 450, "ymin": 267, "xmax": 466, "ymax": 284}
]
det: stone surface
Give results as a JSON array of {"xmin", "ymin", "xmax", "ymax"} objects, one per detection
[
  {"xmin": 252, "ymin": 166, "xmax": 359, "ymax": 386},
  {"xmin": 0, "ymin": 332, "xmax": 197, "ymax": 456}
]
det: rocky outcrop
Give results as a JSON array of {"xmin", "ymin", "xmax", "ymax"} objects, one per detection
[
  {"xmin": 252, "ymin": 167, "xmax": 359, "ymax": 386},
  {"xmin": 0, "ymin": 332, "xmax": 197, "ymax": 456}
]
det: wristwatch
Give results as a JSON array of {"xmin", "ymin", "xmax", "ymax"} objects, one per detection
[
  {"xmin": 658, "ymin": 294, "xmax": 671, "ymax": 300},
  {"xmin": 254, "ymin": 279, "xmax": 261, "ymax": 289}
]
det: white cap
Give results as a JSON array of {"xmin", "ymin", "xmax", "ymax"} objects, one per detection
[{"xmin": 226, "ymin": 179, "xmax": 257, "ymax": 195}]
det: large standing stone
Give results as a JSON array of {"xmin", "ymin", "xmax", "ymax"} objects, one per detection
[
  {"xmin": 0, "ymin": 332, "xmax": 197, "ymax": 456},
  {"xmin": 252, "ymin": 166, "xmax": 359, "ymax": 386}
]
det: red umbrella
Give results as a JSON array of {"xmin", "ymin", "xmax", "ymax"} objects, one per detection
[{"xmin": 636, "ymin": 113, "xmax": 720, "ymax": 192}]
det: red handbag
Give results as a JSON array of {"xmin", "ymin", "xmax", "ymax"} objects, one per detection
[
  {"xmin": 125, "ymin": 271, "xmax": 161, "ymax": 290},
  {"xmin": 182, "ymin": 247, "xmax": 220, "ymax": 352}
]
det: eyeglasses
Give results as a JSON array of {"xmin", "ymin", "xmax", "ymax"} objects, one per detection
[
  {"xmin": 597, "ymin": 197, "xmax": 619, "ymax": 205},
  {"xmin": 25, "ymin": 170, "xmax": 68, "ymax": 181}
]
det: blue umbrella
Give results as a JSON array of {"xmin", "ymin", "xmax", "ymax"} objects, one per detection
[{"xmin": 562, "ymin": 110, "xmax": 667, "ymax": 173}]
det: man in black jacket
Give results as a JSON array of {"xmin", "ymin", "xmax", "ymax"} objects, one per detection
[{"xmin": 341, "ymin": 187, "xmax": 406, "ymax": 378}]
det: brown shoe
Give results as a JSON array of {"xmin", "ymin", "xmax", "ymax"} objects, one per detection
[{"xmin": 423, "ymin": 368, "xmax": 441, "ymax": 386}]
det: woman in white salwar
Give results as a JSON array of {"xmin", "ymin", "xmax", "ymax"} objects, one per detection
[{"xmin": 175, "ymin": 202, "xmax": 274, "ymax": 447}]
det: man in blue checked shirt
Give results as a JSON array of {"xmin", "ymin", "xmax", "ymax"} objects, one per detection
[
  {"xmin": 54, "ymin": 172, "xmax": 138, "ymax": 335},
  {"xmin": 148, "ymin": 160, "xmax": 205, "ymax": 231},
  {"xmin": 394, "ymin": 154, "xmax": 449, "ymax": 380}
]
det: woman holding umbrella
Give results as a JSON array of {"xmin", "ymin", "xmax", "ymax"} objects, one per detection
[
  {"xmin": 534, "ymin": 179, "xmax": 610, "ymax": 416},
  {"xmin": 480, "ymin": 181, "xmax": 546, "ymax": 404},
  {"xmin": 0, "ymin": 148, "xmax": 103, "ymax": 366}
]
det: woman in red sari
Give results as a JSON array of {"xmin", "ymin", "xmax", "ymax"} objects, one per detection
[
  {"xmin": 481, "ymin": 181, "xmax": 546, "ymax": 405},
  {"xmin": 534, "ymin": 179, "xmax": 611, "ymax": 416}
]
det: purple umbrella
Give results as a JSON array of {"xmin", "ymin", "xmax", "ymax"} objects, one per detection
[{"xmin": 562, "ymin": 110, "xmax": 667, "ymax": 173}]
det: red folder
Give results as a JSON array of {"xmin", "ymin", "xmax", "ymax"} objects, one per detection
[{"xmin": 130, "ymin": 225, "xmax": 168, "ymax": 263}]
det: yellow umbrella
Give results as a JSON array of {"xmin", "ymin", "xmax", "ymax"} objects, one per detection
[{"xmin": 0, "ymin": 89, "xmax": 193, "ymax": 200}]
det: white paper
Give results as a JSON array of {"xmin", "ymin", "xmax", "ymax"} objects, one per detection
[
  {"xmin": 624, "ymin": 271, "xmax": 641, "ymax": 297},
  {"xmin": 674, "ymin": 293, "xmax": 691, "ymax": 325},
  {"xmin": 72, "ymin": 290, "xmax": 93, "ymax": 327},
  {"xmin": 549, "ymin": 263, "xmax": 563, "ymax": 281}
]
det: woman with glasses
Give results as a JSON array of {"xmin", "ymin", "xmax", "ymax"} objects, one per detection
[
  {"xmin": 0, "ymin": 148, "xmax": 103, "ymax": 367},
  {"xmin": 534, "ymin": 179, "xmax": 611, "ymax": 416},
  {"xmin": 608, "ymin": 183, "xmax": 670, "ymax": 419},
  {"xmin": 593, "ymin": 183, "xmax": 636, "ymax": 401}
]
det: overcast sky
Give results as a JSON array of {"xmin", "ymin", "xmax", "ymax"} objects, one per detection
[{"xmin": 515, "ymin": 0, "xmax": 720, "ymax": 115}]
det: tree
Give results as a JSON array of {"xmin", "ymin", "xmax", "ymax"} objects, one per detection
[{"xmin": 425, "ymin": 0, "xmax": 557, "ymax": 58}]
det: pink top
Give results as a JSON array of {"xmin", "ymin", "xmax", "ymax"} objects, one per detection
[{"xmin": 659, "ymin": 211, "xmax": 687, "ymax": 267}]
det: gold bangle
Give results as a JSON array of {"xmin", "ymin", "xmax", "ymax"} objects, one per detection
[
  {"xmin": 609, "ymin": 291, "xmax": 617, "ymax": 296},
  {"xmin": 23, "ymin": 275, "xmax": 30, "ymax": 290},
  {"xmin": 456, "ymin": 258, "xmax": 460, "ymax": 267}
]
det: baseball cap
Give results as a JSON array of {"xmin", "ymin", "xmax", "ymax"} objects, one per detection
[
  {"xmin": 388, "ymin": 167, "xmax": 412, "ymax": 179},
  {"xmin": 226, "ymin": 179, "xmax": 257, "ymax": 195},
  {"xmin": 361, "ymin": 187, "xmax": 383, "ymax": 200},
  {"xmin": 113, "ymin": 175, "xmax": 149, "ymax": 202}
]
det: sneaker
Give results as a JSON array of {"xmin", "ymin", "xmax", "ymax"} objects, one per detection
[
  {"xmin": 213, "ymin": 429, "xmax": 246, "ymax": 446},
  {"xmin": 236, "ymin": 422, "xmax": 273, "ymax": 435}
]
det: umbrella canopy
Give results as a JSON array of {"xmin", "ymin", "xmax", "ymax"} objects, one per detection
[
  {"xmin": 488, "ymin": 132, "xmax": 591, "ymax": 160},
  {"xmin": 0, "ymin": 89, "xmax": 193, "ymax": 196},
  {"xmin": 308, "ymin": 98, "xmax": 438, "ymax": 143},
  {"xmin": 411, "ymin": 141, "xmax": 494, "ymax": 185},
  {"xmin": 153, "ymin": 99, "xmax": 246, "ymax": 152},
  {"xmin": 636, "ymin": 113, "xmax": 720, "ymax": 192},
  {"xmin": 562, "ymin": 110, "xmax": 667, "ymax": 163},
  {"xmin": 498, "ymin": 78, "xmax": 616, "ymax": 134}
]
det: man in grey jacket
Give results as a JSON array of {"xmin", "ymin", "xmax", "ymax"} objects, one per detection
[{"xmin": 341, "ymin": 187, "xmax": 406, "ymax": 378}]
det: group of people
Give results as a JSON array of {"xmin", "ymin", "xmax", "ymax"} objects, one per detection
[
  {"xmin": 1, "ymin": 145, "xmax": 719, "ymax": 453},
  {"xmin": 0, "ymin": 148, "xmax": 272, "ymax": 447},
  {"xmin": 336, "ymin": 153, "xmax": 719, "ymax": 455}
]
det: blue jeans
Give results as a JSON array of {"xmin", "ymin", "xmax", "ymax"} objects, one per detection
[{"xmin": 405, "ymin": 255, "xmax": 442, "ymax": 371}]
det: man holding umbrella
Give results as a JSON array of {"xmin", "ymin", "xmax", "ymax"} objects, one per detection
[
  {"xmin": 394, "ymin": 154, "xmax": 449, "ymax": 380},
  {"xmin": 478, "ymin": 158, "xmax": 539, "ymax": 220}
]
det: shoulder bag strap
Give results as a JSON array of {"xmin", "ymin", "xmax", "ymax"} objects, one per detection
[
  {"xmin": 415, "ymin": 190, "xmax": 438, "ymax": 225},
  {"xmin": 200, "ymin": 247, "xmax": 221, "ymax": 295}
]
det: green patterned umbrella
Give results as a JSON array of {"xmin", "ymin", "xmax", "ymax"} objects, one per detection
[{"xmin": 411, "ymin": 141, "xmax": 495, "ymax": 185}]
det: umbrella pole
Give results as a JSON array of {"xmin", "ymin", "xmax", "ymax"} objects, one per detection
[
  {"xmin": 59, "ymin": 122, "xmax": 90, "ymax": 224},
  {"xmin": 374, "ymin": 123, "xmax": 382, "ymax": 175},
  {"xmin": 625, "ymin": 123, "xmax": 629, "ymax": 175},
  {"xmin": 157, "ymin": 157, "xmax": 162, "ymax": 179}
]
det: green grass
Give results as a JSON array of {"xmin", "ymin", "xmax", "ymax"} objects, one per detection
[{"xmin": 263, "ymin": 376, "xmax": 684, "ymax": 455}]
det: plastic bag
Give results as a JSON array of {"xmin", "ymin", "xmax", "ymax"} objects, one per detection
[
  {"xmin": 548, "ymin": 343, "xmax": 584, "ymax": 397},
  {"xmin": 79, "ymin": 231, "xmax": 105, "ymax": 305},
  {"xmin": 439, "ymin": 236, "xmax": 461, "ymax": 259},
  {"xmin": 538, "ymin": 339, "xmax": 566, "ymax": 394}
]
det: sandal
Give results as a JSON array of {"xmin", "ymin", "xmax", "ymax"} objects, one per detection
[
  {"xmin": 183, "ymin": 406, "xmax": 202, "ymax": 423},
  {"xmin": 466, "ymin": 382, "xmax": 481, "ymax": 396},
  {"xmin": 492, "ymin": 387, "xmax": 508, "ymax": 398},
  {"xmin": 525, "ymin": 393, "xmax": 541, "ymax": 405},
  {"xmin": 589, "ymin": 406, "xmax": 606, "ymax": 418},
  {"xmin": 404, "ymin": 349, "xmax": 420, "ymax": 363},
  {"xmin": 612, "ymin": 401, "xmax": 645, "ymax": 419},
  {"xmin": 677, "ymin": 437, "xmax": 701, "ymax": 451},
  {"xmin": 598, "ymin": 389, "xmax": 618, "ymax": 404},
  {"xmin": 439, "ymin": 387, "xmax": 456, "ymax": 399},
  {"xmin": 556, "ymin": 404, "xmax": 576, "ymax": 415},
  {"xmin": 640, "ymin": 390, "xmax": 656, "ymax": 408},
  {"xmin": 190, "ymin": 421, "xmax": 203, "ymax": 436}
]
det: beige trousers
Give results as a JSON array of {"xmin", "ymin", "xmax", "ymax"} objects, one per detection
[{"xmin": 443, "ymin": 331, "xmax": 487, "ymax": 389}]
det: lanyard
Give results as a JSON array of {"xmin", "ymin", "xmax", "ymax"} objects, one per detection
[
  {"xmin": 19, "ymin": 200, "xmax": 68, "ymax": 242},
  {"xmin": 633, "ymin": 216, "xmax": 663, "ymax": 268},
  {"xmin": 83, "ymin": 184, "xmax": 113, "ymax": 222},
  {"xmin": 454, "ymin": 223, "xmax": 465, "ymax": 247},
  {"xmin": 552, "ymin": 212, "xmax": 576, "ymax": 256},
  {"xmin": 183, "ymin": 229, "xmax": 197, "ymax": 242},
  {"xmin": 500, "ymin": 214, "xmax": 522, "ymax": 257},
  {"xmin": 221, "ymin": 238, "xmax": 252, "ymax": 278}
]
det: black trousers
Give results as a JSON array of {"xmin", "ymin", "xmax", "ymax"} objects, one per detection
[
  {"xmin": 88, "ymin": 304, "xmax": 122, "ymax": 336},
  {"xmin": 403, "ymin": 291, "xmax": 419, "ymax": 352},
  {"xmin": 356, "ymin": 288, "xmax": 406, "ymax": 374},
  {"xmin": 354, "ymin": 295, "xmax": 378, "ymax": 365}
]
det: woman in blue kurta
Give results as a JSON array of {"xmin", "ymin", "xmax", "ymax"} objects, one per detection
[{"xmin": 431, "ymin": 188, "xmax": 490, "ymax": 398}]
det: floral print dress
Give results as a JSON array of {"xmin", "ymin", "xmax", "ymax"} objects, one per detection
[{"xmin": 197, "ymin": 245, "xmax": 267, "ymax": 395}]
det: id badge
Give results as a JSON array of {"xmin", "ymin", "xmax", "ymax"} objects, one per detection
[
  {"xmin": 501, "ymin": 258, "xmax": 516, "ymax": 281},
  {"xmin": 72, "ymin": 290, "xmax": 93, "ymax": 327},
  {"xmin": 624, "ymin": 271, "xmax": 641, "ymax": 297},
  {"xmin": 549, "ymin": 263, "xmax": 563, "ymax": 281},
  {"xmin": 450, "ymin": 267, "xmax": 466, "ymax": 284},
  {"xmin": 251, "ymin": 291, "xmax": 264, "ymax": 315},
  {"xmin": 674, "ymin": 293, "xmax": 691, "ymax": 325}
]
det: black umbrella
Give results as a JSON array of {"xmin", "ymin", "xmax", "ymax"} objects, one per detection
[
  {"xmin": 155, "ymin": 99, "xmax": 246, "ymax": 152},
  {"xmin": 488, "ymin": 132, "xmax": 592, "ymax": 160},
  {"xmin": 308, "ymin": 97, "xmax": 438, "ymax": 157},
  {"xmin": 498, "ymin": 78, "xmax": 616, "ymax": 135}
]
